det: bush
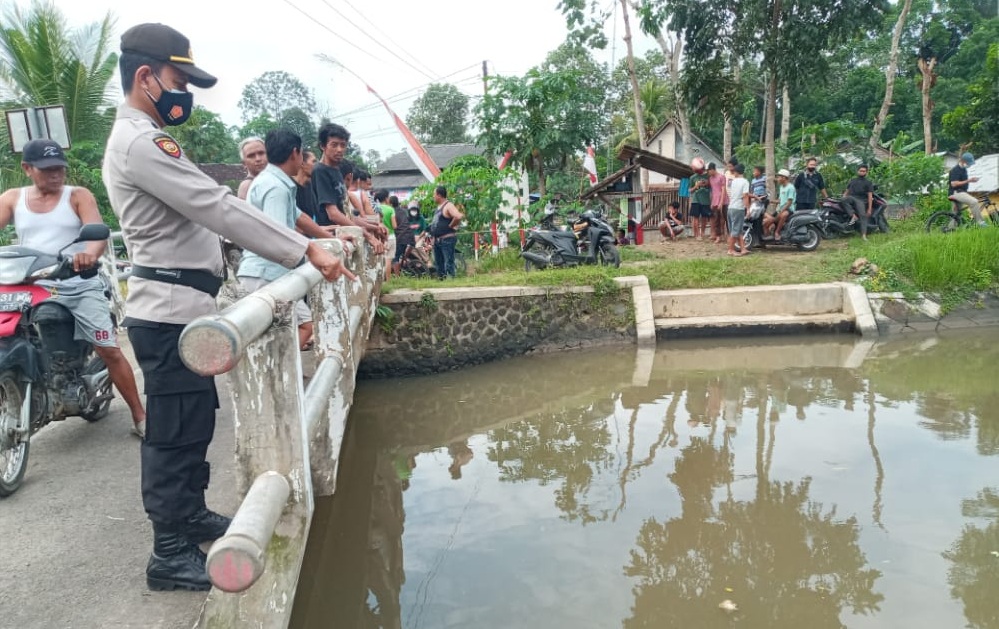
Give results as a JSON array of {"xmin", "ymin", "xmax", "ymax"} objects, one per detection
[{"xmin": 866, "ymin": 229, "xmax": 999, "ymax": 294}]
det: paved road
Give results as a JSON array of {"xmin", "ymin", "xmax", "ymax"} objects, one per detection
[{"xmin": 0, "ymin": 342, "xmax": 237, "ymax": 629}]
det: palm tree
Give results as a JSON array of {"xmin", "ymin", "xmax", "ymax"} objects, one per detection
[{"xmin": 0, "ymin": 1, "xmax": 117, "ymax": 144}]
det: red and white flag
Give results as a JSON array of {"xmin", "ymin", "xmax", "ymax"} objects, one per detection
[
  {"xmin": 583, "ymin": 145, "xmax": 598, "ymax": 185},
  {"xmin": 497, "ymin": 150, "xmax": 513, "ymax": 170},
  {"xmin": 368, "ymin": 85, "xmax": 441, "ymax": 181}
]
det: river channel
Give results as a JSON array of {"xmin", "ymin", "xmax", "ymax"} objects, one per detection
[{"xmin": 291, "ymin": 329, "xmax": 999, "ymax": 629}]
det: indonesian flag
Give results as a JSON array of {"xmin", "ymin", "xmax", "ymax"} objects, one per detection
[
  {"xmin": 368, "ymin": 85, "xmax": 441, "ymax": 181},
  {"xmin": 498, "ymin": 150, "xmax": 513, "ymax": 170},
  {"xmin": 583, "ymin": 145, "xmax": 598, "ymax": 185}
]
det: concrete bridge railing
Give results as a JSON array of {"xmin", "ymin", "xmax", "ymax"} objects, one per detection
[{"xmin": 176, "ymin": 228, "xmax": 383, "ymax": 628}]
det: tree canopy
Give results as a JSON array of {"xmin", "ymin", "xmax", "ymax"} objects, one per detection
[
  {"xmin": 405, "ymin": 83, "xmax": 470, "ymax": 145},
  {"xmin": 237, "ymin": 70, "xmax": 318, "ymax": 122}
]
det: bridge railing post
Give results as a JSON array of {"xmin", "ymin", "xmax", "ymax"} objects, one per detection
[
  {"xmin": 173, "ymin": 234, "xmax": 383, "ymax": 628},
  {"xmin": 306, "ymin": 228, "xmax": 383, "ymax": 496},
  {"xmin": 198, "ymin": 301, "xmax": 312, "ymax": 627}
]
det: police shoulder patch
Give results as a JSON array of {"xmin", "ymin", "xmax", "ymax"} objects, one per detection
[{"xmin": 153, "ymin": 135, "xmax": 182, "ymax": 159}]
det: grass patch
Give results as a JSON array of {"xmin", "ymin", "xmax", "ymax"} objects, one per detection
[{"xmin": 384, "ymin": 219, "xmax": 999, "ymax": 312}]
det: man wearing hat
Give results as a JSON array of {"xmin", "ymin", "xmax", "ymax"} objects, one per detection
[
  {"xmin": 103, "ymin": 23, "xmax": 355, "ymax": 592},
  {"xmin": 0, "ymin": 140, "xmax": 147, "ymax": 435},
  {"xmin": 949, "ymin": 152, "xmax": 985, "ymax": 226},
  {"xmin": 773, "ymin": 168, "xmax": 797, "ymax": 240}
]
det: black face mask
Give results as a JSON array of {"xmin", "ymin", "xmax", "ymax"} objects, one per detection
[
  {"xmin": 807, "ymin": 167, "xmax": 816, "ymax": 172},
  {"xmin": 145, "ymin": 74, "xmax": 193, "ymax": 126}
]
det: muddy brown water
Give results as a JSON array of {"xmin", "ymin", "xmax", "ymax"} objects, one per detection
[{"xmin": 290, "ymin": 330, "xmax": 999, "ymax": 629}]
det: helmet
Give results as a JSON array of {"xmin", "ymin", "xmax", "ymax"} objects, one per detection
[{"xmin": 690, "ymin": 157, "xmax": 705, "ymax": 172}]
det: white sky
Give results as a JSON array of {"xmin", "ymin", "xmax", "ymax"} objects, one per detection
[{"xmin": 47, "ymin": 0, "xmax": 654, "ymax": 159}]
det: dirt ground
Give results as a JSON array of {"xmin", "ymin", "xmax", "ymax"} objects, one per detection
[{"xmin": 625, "ymin": 229, "xmax": 850, "ymax": 262}]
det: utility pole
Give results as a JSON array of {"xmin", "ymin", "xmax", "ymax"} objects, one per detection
[{"xmin": 482, "ymin": 60, "xmax": 489, "ymax": 96}]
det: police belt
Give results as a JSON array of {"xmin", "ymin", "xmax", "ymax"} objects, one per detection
[{"xmin": 129, "ymin": 264, "xmax": 223, "ymax": 298}]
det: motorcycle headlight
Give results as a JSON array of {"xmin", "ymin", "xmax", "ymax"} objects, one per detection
[{"xmin": 0, "ymin": 256, "xmax": 36, "ymax": 284}]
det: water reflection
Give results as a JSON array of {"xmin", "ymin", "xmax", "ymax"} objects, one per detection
[{"xmin": 290, "ymin": 331, "xmax": 999, "ymax": 629}]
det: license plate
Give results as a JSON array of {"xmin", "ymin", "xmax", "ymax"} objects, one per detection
[{"xmin": 0, "ymin": 291, "xmax": 32, "ymax": 312}]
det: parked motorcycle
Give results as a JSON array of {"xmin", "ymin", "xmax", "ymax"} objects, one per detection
[
  {"xmin": 521, "ymin": 205, "xmax": 620, "ymax": 270},
  {"xmin": 742, "ymin": 199, "xmax": 824, "ymax": 252},
  {"xmin": 0, "ymin": 223, "xmax": 113, "ymax": 496},
  {"xmin": 818, "ymin": 190, "xmax": 890, "ymax": 238}
]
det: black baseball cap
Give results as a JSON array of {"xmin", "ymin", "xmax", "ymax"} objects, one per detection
[
  {"xmin": 120, "ymin": 23, "xmax": 217, "ymax": 88},
  {"xmin": 22, "ymin": 139, "xmax": 68, "ymax": 169}
]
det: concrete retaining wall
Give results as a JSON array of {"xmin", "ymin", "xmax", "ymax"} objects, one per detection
[
  {"xmin": 652, "ymin": 282, "xmax": 877, "ymax": 340},
  {"xmin": 360, "ymin": 277, "xmax": 650, "ymax": 378}
]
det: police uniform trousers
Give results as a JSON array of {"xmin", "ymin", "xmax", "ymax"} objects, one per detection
[{"xmin": 125, "ymin": 318, "xmax": 218, "ymax": 525}]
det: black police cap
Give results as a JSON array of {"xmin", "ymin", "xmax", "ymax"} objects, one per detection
[{"xmin": 120, "ymin": 23, "xmax": 217, "ymax": 89}]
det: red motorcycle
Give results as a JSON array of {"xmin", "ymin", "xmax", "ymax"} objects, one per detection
[{"xmin": 0, "ymin": 223, "xmax": 113, "ymax": 496}]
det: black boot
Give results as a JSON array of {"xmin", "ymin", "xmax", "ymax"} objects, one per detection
[
  {"xmin": 147, "ymin": 525, "xmax": 211, "ymax": 591},
  {"xmin": 183, "ymin": 506, "xmax": 232, "ymax": 544}
]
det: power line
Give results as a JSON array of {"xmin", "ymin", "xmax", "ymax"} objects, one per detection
[
  {"xmin": 338, "ymin": 0, "xmax": 441, "ymax": 79},
  {"xmin": 316, "ymin": 0, "xmax": 436, "ymax": 80},
  {"xmin": 331, "ymin": 64, "xmax": 482, "ymax": 118},
  {"xmin": 281, "ymin": 0, "xmax": 386, "ymax": 66}
]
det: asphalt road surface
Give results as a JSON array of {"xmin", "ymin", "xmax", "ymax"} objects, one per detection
[{"xmin": 0, "ymin": 342, "xmax": 238, "ymax": 629}]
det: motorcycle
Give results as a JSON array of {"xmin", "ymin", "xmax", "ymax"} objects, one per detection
[
  {"xmin": 521, "ymin": 204, "xmax": 620, "ymax": 270},
  {"xmin": 0, "ymin": 223, "xmax": 114, "ymax": 496},
  {"xmin": 818, "ymin": 189, "xmax": 890, "ymax": 238},
  {"xmin": 742, "ymin": 197, "xmax": 824, "ymax": 252}
]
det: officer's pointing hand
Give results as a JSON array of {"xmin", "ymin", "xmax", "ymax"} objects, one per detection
[{"xmin": 306, "ymin": 242, "xmax": 357, "ymax": 282}]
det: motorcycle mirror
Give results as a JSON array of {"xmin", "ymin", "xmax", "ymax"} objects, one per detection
[
  {"xmin": 75, "ymin": 223, "xmax": 111, "ymax": 243},
  {"xmin": 58, "ymin": 223, "xmax": 111, "ymax": 257}
]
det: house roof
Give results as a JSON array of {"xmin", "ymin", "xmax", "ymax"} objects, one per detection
[
  {"xmin": 580, "ymin": 163, "xmax": 640, "ymax": 200},
  {"xmin": 646, "ymin": 120, "xmax": 723, "ymax": 162},
  {"xmin": 376, "ymin": 143, "xmax": 485, "ymax": 174},
  {"xmin": 198, "ymin": 163, "xmax": 247, "ymax": 190},
  {"xmin": 372, "ymin": 173, "xmax": 431, "ymax": 191},
  {"xmin": 618, "ymin": 145, "xmax": 695, "ymax": 180}
]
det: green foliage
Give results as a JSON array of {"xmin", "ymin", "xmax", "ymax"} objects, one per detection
[
  {"xmin": 374, "ymin": 305, "xmax": 397, "ymax": 334},
  {"xmin": 276, "ymin": 107, "xmax": 318, "ymax": 152},
  {"xmin": 237, "ymin": 71, "xmax": 317, "ymax": 122},
  {"xmin": 942, "ymin": 43, "xmax": 999, "ymax": 153},
  {"xmin": 238, "ymin": 113, "xmax": 278, "ymax": 143},
  {"xmin": 0, "ymin": 1, "xmax": 118, "ymax": 144},
  {"xmin": 476, "ymin": 42, "xmax": 606, "ymax": 195},
  {"xmin": 474, "ymin": 247, "xmax": 522, "ymax": 274},
  {"xmin": 169, "ymin": 106, "xmax": 239, "ymax": 164},
  {"xmin": 409, "ymin": 155, "xmax": 515, "ymax": 233},
  {"xmin": 870, "ymin": 153, "xmax": 945, "ymax": 206},
  {"xmin": 405, "ymin": 83, "xmax": 470, "ymax": 144},
  {"xmin": 66, "ymin": 139, "xmax": 115, "ymax": 226}
]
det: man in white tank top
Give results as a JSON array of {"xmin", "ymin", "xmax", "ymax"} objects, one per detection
[{"xmin": 0, "ymin": 139, "xmax": 146, "ymax": 436}]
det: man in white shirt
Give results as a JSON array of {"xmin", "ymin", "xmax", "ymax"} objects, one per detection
[{"xmin": 726, "ymin": 163, "xmax": 751, "ymax": 257}]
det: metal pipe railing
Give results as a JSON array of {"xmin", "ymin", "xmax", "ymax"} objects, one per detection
[
  {"xmin": 206, "ymin": 471, "xmax": 290, "ymax": 593},
  {"xmin": 177, "ymin": 238, "xmax": 350, "ymax": 376}
]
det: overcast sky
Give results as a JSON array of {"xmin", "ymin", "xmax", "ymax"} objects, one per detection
[{"xmin": 46, "ymin": 0, "xmax": 653, "ymax": 159}]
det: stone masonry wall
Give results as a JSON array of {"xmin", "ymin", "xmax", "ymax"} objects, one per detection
[{"xmin": 359, "ymin": 284, "xmax": 637, "ymax": 378}]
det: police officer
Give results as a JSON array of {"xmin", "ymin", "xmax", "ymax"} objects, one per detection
[{"xmin": 103, "ymin": 23, "xmax": 355, "ymax": 591}]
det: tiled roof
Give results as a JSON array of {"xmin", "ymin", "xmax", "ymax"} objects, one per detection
[
  {"xmin": 198, "ymin": 163, "xmax": 247, "ymax": 191},
  {"xmin": 376, "ymin": 143, "xmax": 485, "ymax": 174}
]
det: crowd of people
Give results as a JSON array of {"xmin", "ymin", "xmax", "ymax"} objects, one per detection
[{"xmin": 658, "ymin": 158, "xmax": 893, "ymax": 244}]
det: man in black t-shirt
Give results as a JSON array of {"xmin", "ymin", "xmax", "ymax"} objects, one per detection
[
  {"xmin": 294, "ymin": 149, "xmax": 319, "ymax": 220},
  {"xmin": 948, "ymin": 152, "xmax": 985, "ymax": 226},
  {"xmin": 793, "ymin": 157, "xmax": 828, "ymax": 210},
  {"xmin": 312, "ymin": 123, "xmax": 385, "ymax": 252},
  {"xmin": 844, "ymin": 164, "xmax": 874, "ymax": 241}
]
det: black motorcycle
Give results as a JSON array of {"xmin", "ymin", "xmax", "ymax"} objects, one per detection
[
  {"xmin": 521, "ymin": 205, "xmax": 620, "ymax": 270},
  {"xmin": 742, "ymin": 198, "xmax": 823, "ymax": 252},
  {"xmin": 818, "ymin": 190, "xmax": 890, "ymax": 238},
  {"xmin": 0, "ymin": 223, "xmax": 113, "ymax": 496}
]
